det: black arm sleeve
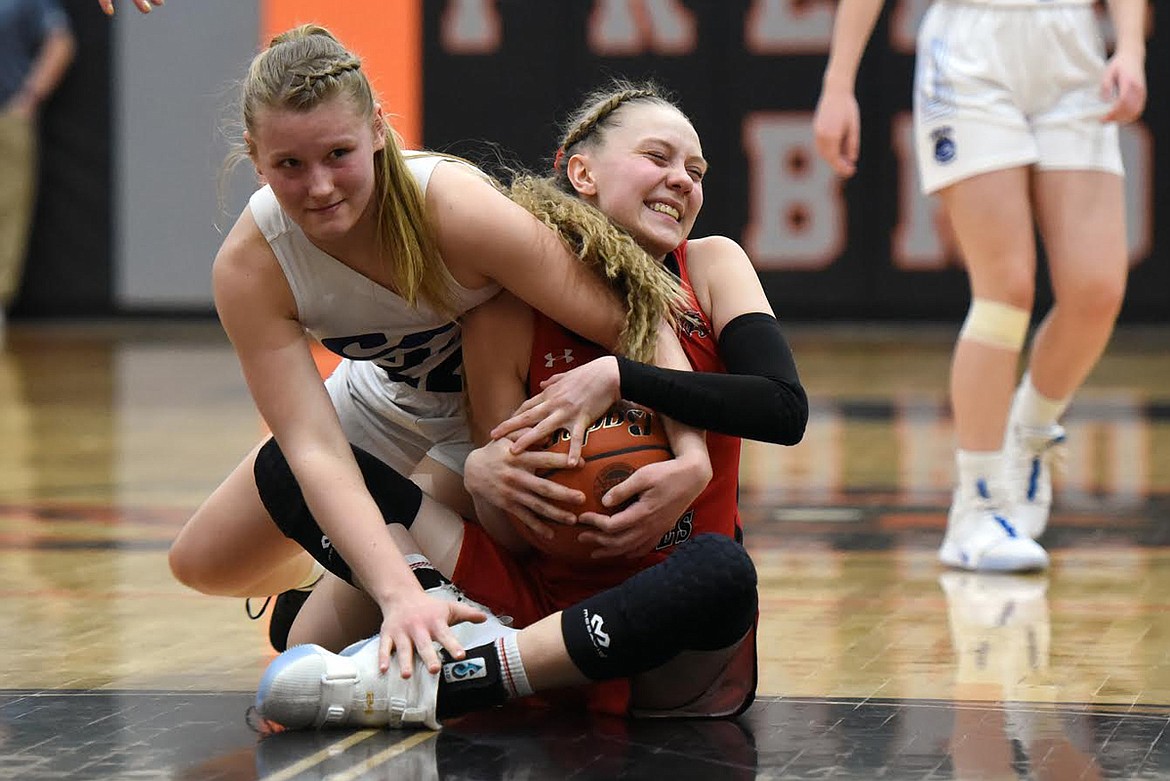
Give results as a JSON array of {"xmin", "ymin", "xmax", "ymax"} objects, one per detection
[{"xmin": 616, "ymin": 312, "xmax": 808, "ymax": 445}]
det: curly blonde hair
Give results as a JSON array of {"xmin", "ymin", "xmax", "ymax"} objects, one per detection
[
  {"xmin": 504, "ymin": 175, "xmax": 688, "ymax": 363},
  {"xmin": 501, "ymin": 80, "xmax": 698, "ymax": 363}
]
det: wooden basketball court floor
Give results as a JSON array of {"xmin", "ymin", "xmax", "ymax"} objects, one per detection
[{"xmin": 2, "ymin": 320, "xmax": 1169, "ymax": 780}]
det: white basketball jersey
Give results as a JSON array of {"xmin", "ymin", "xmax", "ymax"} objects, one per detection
[{"xmin": 248, "ymin": 153, "xmax": 500, "ymax": 401}]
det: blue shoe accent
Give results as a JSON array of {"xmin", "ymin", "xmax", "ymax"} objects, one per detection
[
  {"xmin": 976, "ymin": 479, "xmax": 990, "ymax": 499},
  {"xmin": 994, "ymin": 515, "xmax": 1018, "ymax": 538},
  {"xmin": 1027, "ymin": 459, "xmax": 1041, "ymax": 501},
  {"xmin": 942, "ymin": 488, "xmax": 1049, "ymax": 572},
  {"xmin": 257, "ymin": 644, "xmax": 321, "ymax": 704}
]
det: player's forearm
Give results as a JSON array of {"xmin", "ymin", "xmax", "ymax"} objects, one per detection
[
  {"xmin": 822, "ymin": 0, "xmax": 887, "ymax": 92},
  {"xmin": 658, "ymin": 416, "xmax": 713, "ymax": 490},
  {"xmin": 619, "ymin": 361, "xmax": 807, "ymax": 445},
  {"xmin": 468, "ymin": 483, "xmax": 527, "ymax": 549},
  {"xmin": 291, "ymin": 453, "xmax": 421, "ymax": 603},
  {"xmin": 617, "ymin": 314, "xmax": 808, "ymax": 445},
  {"xmin": 1106, "ymin": 0, "xmax": 1147, "ymax": 59}
]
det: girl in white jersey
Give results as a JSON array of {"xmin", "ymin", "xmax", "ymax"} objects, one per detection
[
  {"xmin": 154, "ymin": 25, "xmax": 710, "ymax": 677},
  {"xmin": 813, "ymin": 0, "xmax": 1147, "ymax": 572}
]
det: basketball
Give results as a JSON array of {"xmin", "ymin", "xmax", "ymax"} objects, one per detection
[{"xmin": 511, "ymin": 402, "xmax": 673, "ymax": 562}]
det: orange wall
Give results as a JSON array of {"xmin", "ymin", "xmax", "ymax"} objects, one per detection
[
  {"xmin": 261, "ymin": 0, "xmax": 423, "ymax": 382},
  {"xmin": 260, "ymin": 0, "xmax": 422, "ymax": 147}
]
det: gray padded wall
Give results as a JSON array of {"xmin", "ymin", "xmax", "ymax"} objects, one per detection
[{"xmin": 114, "ymin": 2, "xmax": 259, "ymax": 310}]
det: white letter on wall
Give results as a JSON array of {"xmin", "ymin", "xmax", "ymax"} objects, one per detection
[
  {"xmin": 743, "ymin": 112, "xmax": 844, "ymax": 270},
  {"xmin": 588, "ymin": 0, "xmax": 696, "ymax": 56},
  {"xmin": 441, "ymin": 0, "xmax": 502, "ymax": 54}
]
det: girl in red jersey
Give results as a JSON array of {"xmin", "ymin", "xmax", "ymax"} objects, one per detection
[{"xmin": 251, "ymin": 81, "xmax": 807, "ymax": 729}]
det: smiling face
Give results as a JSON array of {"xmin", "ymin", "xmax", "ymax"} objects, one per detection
[
  {"xmin": 248, "ymin": 95, "xmax": 385, "ymax": 245},
  {"xmin": 567, "ymin": 102, "xmax": 706, "ymax": 260}
]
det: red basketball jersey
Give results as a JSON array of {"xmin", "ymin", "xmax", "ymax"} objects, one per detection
[
  {"xmin": 523, "ymin": 240, "xmax": 744, "ymax": 604},
  {"xmin": 454, "ymin": 241, "xmax": 752, "ymax": 717},
  {"xmin": 663, "ymin": 240, "xmax": 743, "ymax": 544}
]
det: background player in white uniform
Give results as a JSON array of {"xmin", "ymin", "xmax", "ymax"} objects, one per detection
[
  {"xmin": 159, "ymin": 25, "xmax": 709, "ymax": 677},
  {"xmin": 813, "ymin": 0, "xmax": 1147, "ymax": 572}
]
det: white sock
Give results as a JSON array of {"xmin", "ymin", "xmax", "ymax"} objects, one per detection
[
  {"xmin": 404, "ymin": 553, "xmax": 449, "ymax": 591},
  {"xmin": 404, "ymin": 553, "xmax": 432, "ymax": 570},
  {"xmin": 955, "ymin": 449, "xmax": 1005, "ymax": 497},
  {"xmin": 495, "ymin": 634, "xmax": 533, "ymax": 699},
  {"xmin": 1011, "ymin": 372, "xmax": 1070, "ymax": 430}
]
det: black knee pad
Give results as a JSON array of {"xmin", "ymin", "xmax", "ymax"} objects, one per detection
[
  {"xmin": 253, "ymin": 437, "xmax": 424, "ymax": 585},
  {"xmin": 562, "ymin": 533, "xmax": 758, "ymax": 681}
]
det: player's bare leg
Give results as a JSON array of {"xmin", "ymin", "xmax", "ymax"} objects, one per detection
[
  {"xmin": 170, "ymin": 442, "xmax": 317, "ymax": 597},
  {"xmin": 936, "ymin": 168, "xmax": 1047, "ymax": 571},
  {"xmin": 1004, "ymin": 170, "xmax": 1128, "ymax": 537}
]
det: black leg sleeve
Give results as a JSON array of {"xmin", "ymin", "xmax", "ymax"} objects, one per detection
[
  {"xmin": 253, "ymin": 437, "xmax": 423, "ymax": 585},
  {"xmin": 560, "ymin": 534, "xmax": 758, "ymax": 681}
]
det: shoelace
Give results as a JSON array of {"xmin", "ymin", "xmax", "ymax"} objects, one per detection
[
  {"xmin": 973, "ymin": 498, "xmax": 1019, "ymax": 536},
  {"xmin": 441, "ymin": 583, "xmax": 514, "ymax": 627},
  {"xmin": 1036, "ymin": 435, "xmax": 1067, "ymax": 471},
  {"xmin": 246, "ymin": 596, "xmax": 273, "ymax": 620},
  {"xmin": 244, "ymin": 704, "xmax": 284, "ymax": 736},
  {"xmin": 1010, "ymin": 427, "xmax": 1067, "ymax": 502},
  {"xmin": 966, "ymin": 479, "xmax": 1020, "ymax": 538}
]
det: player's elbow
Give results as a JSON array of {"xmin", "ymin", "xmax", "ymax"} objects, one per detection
[{"xmin": 767, "ymin": 384, "xmax": 809, "ymax": 446}]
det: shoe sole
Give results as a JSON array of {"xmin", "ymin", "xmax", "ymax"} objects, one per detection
[{"xmin": 938, "ymin": 548, "xmax": 1049, "ymax": 573}]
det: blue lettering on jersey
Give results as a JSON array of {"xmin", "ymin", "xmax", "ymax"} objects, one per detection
[
  {"xmin": 321, "ymin": 322, "xmax": 464, "ymax": 392},
  {"xmin": 321, "ymin": 323, "xmax": 457, "ymax": 361}
]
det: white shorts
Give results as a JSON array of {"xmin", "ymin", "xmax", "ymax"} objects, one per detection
[
  {"xmin": 913, "ymin": 1, "xmax": 1123, "ymax": 194},
  {"xmin": 324, "ymin": 358, "xmax": 474, "ymax": 477}
]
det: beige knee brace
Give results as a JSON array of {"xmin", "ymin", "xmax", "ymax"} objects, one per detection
[{"xmin": 958, "ymin": 299, "xmax": 1030, "ymax": 351}]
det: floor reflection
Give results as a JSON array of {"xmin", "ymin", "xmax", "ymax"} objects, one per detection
[{"xmin": 0, "ymin": 322, "xmax": 1168, "ymax": 779}]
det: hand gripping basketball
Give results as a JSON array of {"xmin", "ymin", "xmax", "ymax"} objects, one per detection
[{"xmin": 510, "ymin": 402, "xmax": 672, "ymax": 562}]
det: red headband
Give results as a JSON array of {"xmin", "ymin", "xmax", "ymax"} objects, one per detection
[{"xmin": 553, "ymin": 147, "xmax": 566, "ymax": 173}]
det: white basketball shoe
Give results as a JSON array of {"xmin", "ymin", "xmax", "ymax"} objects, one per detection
[
  {"xmin": 255, "ymin": 637, "xmax": 441, "ymax": 730},
  {"xmin": 254, "ymin": 582, "xmax": 516, "ymax": 730},
  {"xmin": 1004, "ymin": 423, "xmax": 1066, "ymax": 540},
  {"xmin": 939, "ymin": 479, "xmax": 1049, "ymax": 572}
]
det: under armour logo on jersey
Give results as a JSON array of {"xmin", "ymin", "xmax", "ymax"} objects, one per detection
[
  {"xmin": 545, "ymin": 349, "xmax": 575, "ymax": 368},
  {"xmin": 320, "ymin": 535, "xmax": 332, "ymax": 551}
]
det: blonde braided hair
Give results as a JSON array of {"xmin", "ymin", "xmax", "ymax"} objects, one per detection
[
  {"xmin": 505, "ymin": 80, "xmax": 699, "ymax": 362},
  {"xmin": 551, "ymin": 81, "xmax": 670, "ymax": 187},
  {"xmin": 226, "ymin": 25, "xmax": 457, "ymax": 314}
]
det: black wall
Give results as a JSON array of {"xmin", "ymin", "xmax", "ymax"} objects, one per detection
[
  {"xmin": 16, "ymin": 1, "xmax": 112, "ymax": 318},
  {"xmin": 423, "ymin": 1, "xmax": 1168, "ymax": 322}
]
